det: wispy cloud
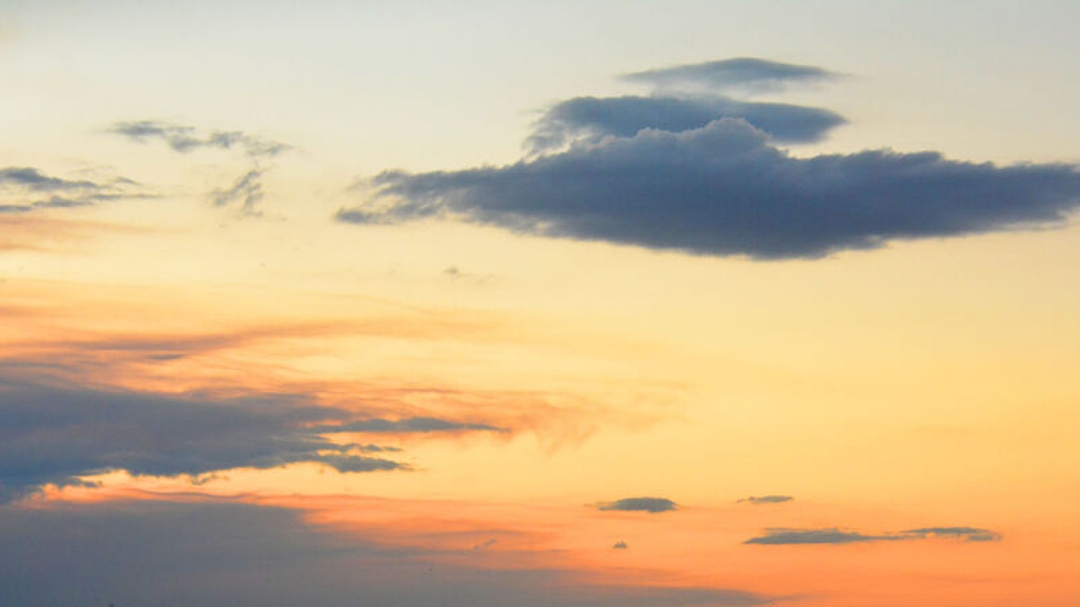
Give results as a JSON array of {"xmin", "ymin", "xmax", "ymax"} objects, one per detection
[
  {"xmin": 0, "ymin": 166, "xmax": 147, "ymax": 215},
  {"xmin": 107, "ymin": 120, "xmax": 287, "ymax": 216},
  {"xmin": 338, "ymin": 58, "xmax": 1080, "ymax": 260},
  {"xmin": 108, "ymin": 120, "xmax": 288, "ymax": 158},
  {"xmin": 596, "ymin": 497, "xmax": 677, "ymax": 513},
  {"xmin": 737, "ymin": 495, "xmax": 794, "ymax": 505},
  {"xmin": 314, "ymin": 416, "xmax": 505, "ymax": 434},
  {"xmin": 744, "ymin": 526, "xmax": 1002, "ymax": 545}
]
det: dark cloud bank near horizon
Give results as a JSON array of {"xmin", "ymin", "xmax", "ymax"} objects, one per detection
[
  {"xmin": 338, "ymin": 57, "xmax": 1080, "ymax": 260},
  {"xmin": 0, "ymin": 499, "xmax": 775, "ymax": 607}
]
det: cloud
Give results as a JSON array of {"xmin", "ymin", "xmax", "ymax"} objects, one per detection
[
  {"xmin": 526, "ymin": 95, "xmax": 845, "ymax": 153},
  {"xmin": 744, "ymin": 526, "xmax": 1002, "ymax": 545},
  {"xmin": 596, "ymin": 497, "xmax": 677, "ymax": 513},
  {"xmin": 108, "ymin": 120, "xmax": 288, "ymax": 158},
  {"xmin": 737, "ymin": 495, "xmax": 794, "ymax": 505},
  {"xmin": 900, "ymin": 527, "xmax": 1003, "ymax": 542},
  {"xmin": 621, "ymin": 57, "xmax": 841, "ymax": 93},
  {"xmin": 0, "ymin": 374, "xmax": 411, "ymax": 503},
  {"xmin": 0, "ymin": 499, "xmax": 775, "ymax": 607},
  {"xmin": 338, "ymin": 59, "xmax": 1080, "ymax": 260},
  {"xmin": 210, "ymin": 168, "xmax": 266, "ymax": 216},
  {"xmin": 313, "ymin": 416, "xmax": 505, "ymax": 434},
  {"xmin": 612, "ymin": 541, "xmax": 628, "ymax": 550},
  {"xmin": 0, "ymin": 166, "xmax": 99, "ymax": 191},
  {"xmin": 108, "ymin": 120, "xmax": 288, "ymax": 215},
  {"xmin": 342, "ymin": 118, "xmax": 1080, "ymax": 259},
  {"xmin": 0, "ymin": 166, "xmax": 146, "ymax": 214}
]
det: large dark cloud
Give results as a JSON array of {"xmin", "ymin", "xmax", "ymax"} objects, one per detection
[
  {"xmin": 597, "ymin": 497, "xmax": 678, "ymax": 513},
  {"xmin": 621, "ymin": 57, "xmax": 840, "ymax": 93},
  {"xmin": 340, "ymin": 118, "xmax": 1080, "ymax": 259},
  {"xmin": 0, "ymin": 375, "xmax": 411, "ymax": 503},
  {"xmin": 0, "ymin": 499, "xmax": 775, "ymax": 607},
  {"xmin": 338, "ymin": 59, "xmax": 1080, "ymax": 260},
  {"xmin": 0, "ymin": 166, "xmax": 146, "ymax": 214},
  {"xmin": 744, "ymin": 526, "xmax": 1002, "ymax": 545}
]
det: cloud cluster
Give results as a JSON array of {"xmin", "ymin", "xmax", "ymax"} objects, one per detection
[
  {"xmin": 108, "ymin": 120, "xmax": 287, "ymax": 216},
  {"xmin": 0, "ymin": 166, "xmax": 146, "ymax": 214},
  {"xmin": 596, "ymin": 497, "xmax": 678, "ymax": 513},
  {"xmin": 338, "ymin": 58, "xmax": 1080, "ymax": 259},
  {"xmin": 744, "ymin": 526, "xmax": 1002, "ymax": 545}
]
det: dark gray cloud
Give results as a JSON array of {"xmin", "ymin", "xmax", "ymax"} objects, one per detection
[
  {"xmin": 744, "ymin": 526, "xmax": 1002, "ymax": 545},
  {"xmin": 314, "ymin": 416, "xmax": 505, "ymax": 434},
  {"xmin": 526, "ymin": 95, "xmax": 845, "ymax": 153},
  {"xmin": 0, "ymin": 374, "xmax": 410, "ymax": 503},
  {"xmin": 0, "ymin": 167, "xmax": 146, "ymax": 214},
  {"xmin": 0, "ymin": 499, "xmax": 775, "ymax": 607},
  {"xmin": 612, "ymin": 541, "xmax": 628, "ymax": 550},
  {"xmin": 108, "ymin": 120, "xmax": 288, "ymax": 158},
  {"xmin": 339, "ymin": 117, "xmax": 1080, "ymax": 259},
  {"xmin": 737, "ymin": 495, "xmax": 794, "ymax": 505},
  {"xmin": 622, "ymin": 57, "xmax": 840, "ymax": 93},
  {"xmin": 597, "ymin": 497, "xmax": 677, "ymax": 513}
]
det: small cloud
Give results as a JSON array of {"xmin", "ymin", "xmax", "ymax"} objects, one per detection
[
  {"xmin": 737, "ymin": 495, "xmax": 794, "ymax": 505},
  {"xmin": 597, "ymin": 497, "xmax": 677, "ymax": 513},
  {"xmin": 900, "ymin": 527, "xmax": 1002, "ymax": 542},
  {"xmin": 744, "ymin": 526, "xmax": 1002, "ymax": 545},
  {"xmin": 209, "ymin": 168, "xmax": 265, "ymax": 216},
  {"xmin": 743, "ymin": 528, "xmax": 879, "ymax": 545},
  {"xmin": 612, "ymin": 541, "xmax": 628, "ymax": 550},
  {"xmin": 621, "ymin": 57, "xmax": 841, "ymax": 94},
  {"xmin": 443, "ymin": 265, "xmax": 495, "ymax": 285},
  {"xmin": 471, "ymin": 538, "xmax": 498, "ymax": 551}
]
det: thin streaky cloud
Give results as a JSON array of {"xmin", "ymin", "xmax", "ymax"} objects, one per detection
[
  {"xmin": 621, "ymin": 57, "xmax": 842, "ymax": 93},
  {"xmin": 744, "ymin": 526, "xmax": 1002, "ymax": 545}
]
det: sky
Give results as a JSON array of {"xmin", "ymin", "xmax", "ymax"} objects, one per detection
[{"xmin": 3, "ymin": 1, "xmax": 1080, "ymax": 606}]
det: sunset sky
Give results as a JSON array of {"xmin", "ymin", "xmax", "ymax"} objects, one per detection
[{"xmin": 3, "ymin": 2, "xmax": 1080, "ymax": 606}]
